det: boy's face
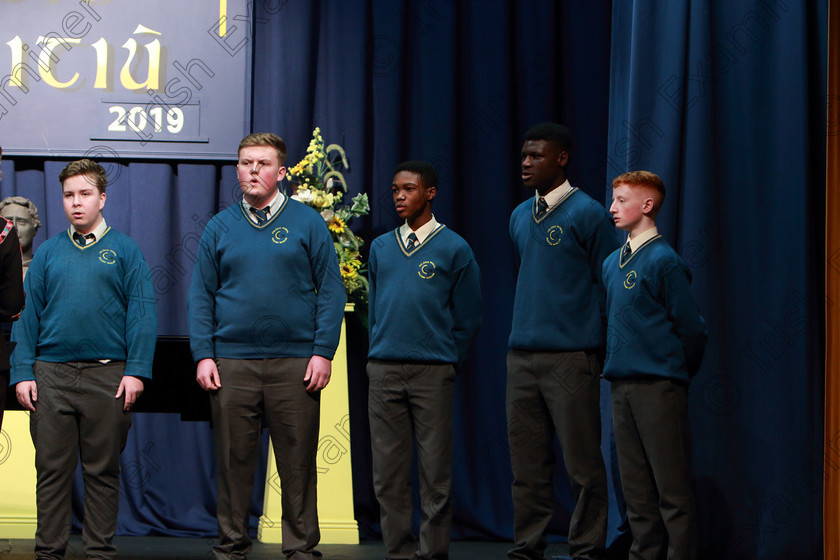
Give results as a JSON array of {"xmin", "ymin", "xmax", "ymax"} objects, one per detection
[
  {"xmin": 237, "ymin": 145, "xmax": 286, "ymax": 205},
  {"xmin": 520, "ymin": 139, "xmax": 568, "ymax": 195},
  {"xmin": 63, "ymin": 174, "xmax": 105, "ymax": 234},
  {"xmin": 392, "ymin": 171, "xmax": 434, "ymax": 223},
  {"xmin": 610, "ymin": 183, "xmax": 651, "ymax": 232}
]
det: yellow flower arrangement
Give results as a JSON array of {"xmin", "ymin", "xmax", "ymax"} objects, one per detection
[{"xmin": 288, "ymin": 127, "xmax": 370, "ymax": 312}]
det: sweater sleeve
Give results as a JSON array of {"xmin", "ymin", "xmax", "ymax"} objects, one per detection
[
  {"xmin": 122, "ymin": 249, "xmax": 158, "ymax": 379},
  {"xmin": 188, "ymin": 225, "xmax": 220, "ymax": 362},
  {"xmin": 661, "ymin": 263, "xmax": 707, "ymax": 377},
  {"xmin": 309, "ymin": 221, "xmax": 346, "ymax": 359},
  {"xmin": 10, "ymin": 250, "xmax": 46, "ymax": 385},
  {"xmin": 451, "ymin": 249, "xmax": 482, "ymax": 363}
]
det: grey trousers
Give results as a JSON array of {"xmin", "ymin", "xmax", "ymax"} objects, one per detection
[
  {"xmin": 506, "ymin": 349, "xmax": 608, "ymax": 560},
  {"xmin": 367, "ymin": 360, "xmax": 456, "ymax": 560},
  {"xmin": 30, "ymin": 360, "xmax": 131, "ymax": 560}
]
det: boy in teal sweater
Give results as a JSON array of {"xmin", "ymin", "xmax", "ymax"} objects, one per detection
[
  {"xmin": 603, "ymin": 170, "xmax": 707, "ymax": 559},
  {"xmin": 367, "ymin": 161, "xmax": 481, "ymax": 560},
  {"xmin": 12, "ymin": 159, "xmax": 158, "ymax": 560},
  {"xmin": 189, "ymin": 133, "xmax": 345, "ymax": 560},
  {"xmin": 507, "ymin": 123, "xmax": 617, "ymax": 560}
]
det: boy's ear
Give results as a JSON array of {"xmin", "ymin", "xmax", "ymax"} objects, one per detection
[
  {"xmin": 557, "ymin": 150, "xmax": 569, "ymax": 167},
  {"xmin": 426, "ymin": 186, "xmax": 437, "ymax": 202},
  {"xmin": 642, "ymin": 196, "xmax": 654, "ymax": 214}
]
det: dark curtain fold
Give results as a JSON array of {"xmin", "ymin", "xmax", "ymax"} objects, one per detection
[{"xmin": 825, "ymin": 0, "xmax": 839, "ymax": 555}]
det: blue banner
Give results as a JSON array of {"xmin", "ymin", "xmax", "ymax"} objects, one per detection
[{"xmin": 0, "ymin": 0, "xmax": 253, "ymax": 160}]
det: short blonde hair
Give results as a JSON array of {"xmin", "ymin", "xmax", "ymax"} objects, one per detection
[{"xmin": 238, "ymin": 133, "xmax": 287, "ymax": 165}]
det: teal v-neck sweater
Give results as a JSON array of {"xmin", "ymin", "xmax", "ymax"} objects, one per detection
[
  {"xmin": 11, "ymin": 228, "xmax": 158, "ymax": 383},
  {"xmin": 602, "ymin": 235, "xmax": 707, "ymax": 382},
  {"xmin": 368, "ymin": 226, "xmax": 481, "ymax": 363},
  {"xmin": 508, "ymin": 188, "xmax": 619, "ymax": 351},
  {"xmin": 189, "ymin": 199, "xmax": 346, "ymax": 361}
]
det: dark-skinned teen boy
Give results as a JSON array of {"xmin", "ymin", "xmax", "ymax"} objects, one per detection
[
  {"xmin": 604, "ymin": 171, "xmax": 707, "ymax": 559},
  {"xmin": 507, "ymin": 123, "xmax": 619, "ymax": 560},
  {"xmin": 367, "ymin": 161, "xmax": 482, "ymax": 560}
]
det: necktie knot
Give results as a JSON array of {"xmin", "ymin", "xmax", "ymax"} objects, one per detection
[
  {"xmin": 74, "ymin": 232, "xmax": 95, "ymax": 246},
  {"xmin": 406, "ymin": 232, "xmax": 419, "ymax": 250},
  {"xmin": 622, "ymin": 242, "xmax": 632, "ymax": 259},
  {"xmin": 536, "ymin": 197, "xmax": 549, "ymax": 218},
  {"xmin": 250, "ymin": 206, "xmax": 269, "ymax": 225}
]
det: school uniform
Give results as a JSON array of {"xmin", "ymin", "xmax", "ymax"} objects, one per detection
[
  {"xmin": 11, "ymin": 221, "xmax": 157, "ymax": 560},
  {"xmin": 602, "ymin": 227, "xmax": 707, "ymax": 560},
  {"xmin": 367, "ymin": 217, "xmax": 481, "ymax": 560},
  {"xmin": 507, "ymin": 181, "xmax": 619, "ymax": 560},
  {"xmin": 188, "ymin": 192, "xmax": 345, "ymax": 560}
]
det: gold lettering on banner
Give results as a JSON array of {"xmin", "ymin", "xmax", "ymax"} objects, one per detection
[
  {"xmin": 120, "ymin": 25, "xmax": 162, "ymax": 90},
  {"xmin": 91, "ymin": 37, "xmax": 108, "ymax": 89},
  {"xmin": 5, "ymin": 36, "xmax": 24, "ymax": 87},
  {"xmin": 37, "ymin": 36, "xmax": 81, "ymax": 88}
]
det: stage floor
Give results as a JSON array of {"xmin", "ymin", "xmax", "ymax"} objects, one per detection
[{"xmin": 0, "ymin": 537, "xmax": 571, "ymax": 559}]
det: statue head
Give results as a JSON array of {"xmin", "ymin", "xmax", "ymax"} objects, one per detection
[{"xmin": 0, "ymin": 196, "xmax": 41, "ymax": 254}]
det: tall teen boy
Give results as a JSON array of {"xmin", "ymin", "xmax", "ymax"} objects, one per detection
[
  {"xmin": 12, "ymin": 159, "xmax": 158, "ymax": 560},
  {"xmin": 189, "ymin": 133, "xmax": 345, "ymax": 560},
  {"xmin": 507, "ymin": 123, "xmax": 618, "ymax": 560},
  {"xmin": 604, "ymin": 170, "xmax": 707, "ymax": 559},
  {"xmin": 367, "ymin": 161, "xmax": 481, "ymax": 560}
]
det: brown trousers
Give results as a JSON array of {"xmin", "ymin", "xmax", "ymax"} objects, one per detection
[
  {"xmin": 210, "ymin": 357, "xmax": 321, "ymax": 560},
  {"xmin": 611, "ymin": 378, "xmax": 697, "ymax": 560},
  {"xmin": 30, "ymin": 360, "xmax": 131, "ymax": 560},
  {"xmin": 506, "ymin": 349, "xmax": 608, "ymax": 560},
  {"xmin": 367, "ymin": 360, "xmax": 456, "ymax": 560}
]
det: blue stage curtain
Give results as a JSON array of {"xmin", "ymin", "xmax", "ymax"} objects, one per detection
[
  {"xmin": 0, "ymin": 1, "xmax": 829, "ymax": 557},
  {"xmin": 607, "ymin": 1, "xmax": 827, "ymax": 558}
]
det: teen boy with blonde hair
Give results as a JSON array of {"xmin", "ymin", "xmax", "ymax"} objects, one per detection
[
  {"xmin": 189, "ymin": 133, "xmax": 345, "ymax": 560},
  {"xmin": 604, "ymin": 170, "xmax": 707, "ymax": 559}
]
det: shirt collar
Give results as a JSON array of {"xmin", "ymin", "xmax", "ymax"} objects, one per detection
[
  {"xmin": 72, "ymin": 219, "xmax": 108, "ymax": 242},
  {"xmin": 628, "ymin": 226, "xmax": 659, "ymax": 253},
  {"xmin": 536, "ymin": 179, "xmax": 573, "ymax": 209},
  {"xmin": 400, "ymin": 215, "xmax": 440, "ymax": 244},
  {"xmin": 242, "ymin": 190, "xmax": 284, "ymax": 223}
]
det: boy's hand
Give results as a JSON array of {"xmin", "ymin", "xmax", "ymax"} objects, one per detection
[
  {"xmin": 303, "ymin": 355, "xmax": 331, "ymax": 392},
  {"xmin": 15, "ymin": 380, "xmax": 37, "ymax": 412},
  {"xmin": 116, "ymin": 376, "xmax": 144, "ymax": 411},
  {"xmin": 196, "ymin": 358, "xmax": 221, "ymax": 391}
]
